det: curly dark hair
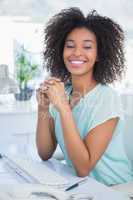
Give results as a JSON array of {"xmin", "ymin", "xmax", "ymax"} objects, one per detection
[{"xmin": 44, "ymin": 7, "xmax": 125, "ymax": 84}]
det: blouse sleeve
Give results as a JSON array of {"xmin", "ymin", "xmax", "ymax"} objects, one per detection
[{"xmin": 88, "ymin": 89, "xmax": 124, "ymax": 132}]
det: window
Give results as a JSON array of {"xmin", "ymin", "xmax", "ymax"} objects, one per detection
[{"xmin": 0, "ymin": 17, "xmax": 45, "ymax": 89}]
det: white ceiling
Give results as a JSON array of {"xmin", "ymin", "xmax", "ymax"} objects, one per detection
[{"xmin": 0, "ymin": 0, "xmax": 133, "ymax": 38}]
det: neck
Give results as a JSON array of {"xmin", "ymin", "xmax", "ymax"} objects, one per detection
[{"xmin": 71, "ymin": 75, "xmax": 97, "ymax": 96}]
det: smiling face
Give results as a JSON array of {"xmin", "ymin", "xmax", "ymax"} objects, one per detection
[{"xmin": 63, "ymin": 27, "xmax": 98, "ymax": 78}]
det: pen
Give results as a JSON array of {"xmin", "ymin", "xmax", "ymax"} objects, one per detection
[{"xmin": 65, "ymin": 179, "xmax": 87, "ymax": 191}]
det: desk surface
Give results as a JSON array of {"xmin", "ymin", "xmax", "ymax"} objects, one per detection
[
  {"xmin": 0, "ymin": 94, "xmax": 37, "ymax": 114},
  {"xmin": 0, "ymin": 157, "xmax": 129, "ymax": 200}
]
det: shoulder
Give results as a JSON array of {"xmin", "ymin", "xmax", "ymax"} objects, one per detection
[
  {"xmin": 84, "ymin": 84, "xmax": 121, "ymax": 105},
  {"xmin": 98, "ymin": 84, "xmax": 121, "ymax": 102},
  {"xmin": 86, "ymin": 84, "xmax": 123, "ymax": 114},
  {"xmin": 100, "ymin": 85, "xmax": 121, "ymax": 103},
  {"xmin": 87, "ymin": 84, "xmax": 123, "ymax": 132},
  {"xmin": 99, "ymin": 84, "xmax": 119, "ymax": 94},
  {"xmin": 96, "ymin": 84, "xmax": 123, "ymax": 115}
]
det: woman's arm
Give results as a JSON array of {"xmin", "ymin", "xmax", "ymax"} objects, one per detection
[
  {"xmin": 44, "ymin": 79, "xmax": 119, "ymax": 177},
  {"xmin": 36, "ymin": 106, "xmax": 57, "ymax": 161},
  {"xmin": 36, "ymin": 86, "xmax": 57, "ymax": 161},
  {"xmin": 59, "ymin": 104, "xmax": 118, "ymax": 177}
]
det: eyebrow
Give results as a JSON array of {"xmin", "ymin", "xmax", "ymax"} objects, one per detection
[{"xmin": 65, "ymin": 39, "xmax": 94, "ymax": 43}]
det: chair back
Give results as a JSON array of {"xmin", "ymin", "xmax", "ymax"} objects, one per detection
[{"xmin": 123, "ymin": 113, "xmax": 133, "ymax": 168}]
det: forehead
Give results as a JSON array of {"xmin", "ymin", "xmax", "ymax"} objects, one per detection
[{"xmin": 66, "ymin": 27, "xmax": 96, "ymax": 42}]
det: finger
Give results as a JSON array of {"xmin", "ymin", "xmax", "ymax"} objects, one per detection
[
  {"xmin": 36, "ymin": 89, "xmax": 41, "ymax": 98},
  {"xmin": 39, "ymin": 82, "xmax": 47, "ymax": 88},
  {"xmin": 42, "ymin": 85, "xmax": 49, "ymax": 91},
  {"xmin": 36, "ymin": 89, "xmax": 44, "ymax": 103},
  {"xmin": 39, "ymin": 85, "xmax": 49, "ymax": 93},
  {"xmin": 36, "ymin": 90, "xmax": 49, "ymax": 106},
  {"xmin": 44, "ymin": 80, "xmax": 62, "ymax": 86},
  {"xmin": 39, "ymin": 80, "xmax": 54, "ymax": 90},
  {"xmin": 36, "ymin": 89, "xmax": 41, "ymax": 103},
  {"xmin": 47, "ymin": 77, "xmax": 61, "ymax": 82},
  {"xmin": 39, "ymin": 78, "xmax": 61, "ymax": 89},
  {"xmin": 45, "ymin": 77, "xmax": 61, "ymax": 84}
]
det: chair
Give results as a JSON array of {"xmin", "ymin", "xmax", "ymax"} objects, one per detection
[
  {"xmin": 123, "ymin": 114, "xmax": 133, "ymax": 169},
  {"xmin": 110, "ymin": 114, "xmax": 133, "ymax": 196}
]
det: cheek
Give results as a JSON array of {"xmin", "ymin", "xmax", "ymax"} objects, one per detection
[
  {"xmin": 63, "ymin": 49, "xmax": 67, "ymax": 61},
  {"xmin": 63, "ymin": 49, "xmax": 70, "ymax": 63},
  {"xmin": 63, "ymin": 51, "xmax": 68, "ymax": 68},
  {"xmin": 89, "ymin": 51, "xmax": 98, "ymax": 62}
]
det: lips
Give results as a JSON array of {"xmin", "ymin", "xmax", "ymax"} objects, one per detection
[
  {"xmin": 70, "ymin": 60, "xmax": 85, "ymax": 64},
  {"xmin": 68, "ymin": 59, "xmax": 87, "ymax": 68}
]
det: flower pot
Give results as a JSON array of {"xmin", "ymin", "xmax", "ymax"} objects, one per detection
[{"xmin": 14, "ymin": 87, "xmax": 33, "ymax": 101}]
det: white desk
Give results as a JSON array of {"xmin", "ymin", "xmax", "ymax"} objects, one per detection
[
  {"xmin": 0, "ymin": 94, "xmax": 64, "ymax": 160},
  {"xmin": 0, "ymin": 94, "xmax": 37, "ymax": 156},
  {"xmin": 0, "ymin": 157, "xmax": 129, "ymax": 200}
]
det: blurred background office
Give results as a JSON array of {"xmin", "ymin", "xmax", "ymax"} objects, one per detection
[{"xmin": 0, "ymin": 0, "xmax": 133, "ymax": 162}]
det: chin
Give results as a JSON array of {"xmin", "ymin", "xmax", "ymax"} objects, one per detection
[
  {"xmin": 71, "ymin": 72, "xmax": 89, "ymax": 77},
  {"xmin": 68, "ymin": 68, "xmax": 87, "ymax": 75}
]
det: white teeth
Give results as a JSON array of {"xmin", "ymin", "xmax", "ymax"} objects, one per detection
[{"xmin": 71, "ymin": 61, "xmax": 84, "ymax": 64}]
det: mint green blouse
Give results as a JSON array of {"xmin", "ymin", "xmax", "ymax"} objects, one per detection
[{"xmin": 49, "ymin": 83, "xmax": 133, "ymax": 186}]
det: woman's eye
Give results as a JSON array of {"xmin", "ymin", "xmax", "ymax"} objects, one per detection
[
  {"xmin": 66, "ymin": 45, "xmax": 74, "ymax": 48},
  {"xmin": 84, "ymin": 46, "xmax": 91, "ymax": 49}
]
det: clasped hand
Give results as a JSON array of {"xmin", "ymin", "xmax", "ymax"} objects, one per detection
[{"xmin": 36, "ymin": 77, "xmax": 69, "ymax": 111}]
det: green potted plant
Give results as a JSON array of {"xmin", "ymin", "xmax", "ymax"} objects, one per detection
[{"xmin": 15, "ymin": 45, "xmax": 38, "ymax": 101}]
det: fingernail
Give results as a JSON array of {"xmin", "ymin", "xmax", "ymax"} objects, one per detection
[{"xmin": 41, "ymin": 86, "xmax": 48, "ymax": 90}]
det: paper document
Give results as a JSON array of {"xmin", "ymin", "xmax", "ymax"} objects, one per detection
[
  {"xmin": 2, "ymin": 154, "xmax": 69, "ymax": 188},
  {"xmin": 0, "ymin": 184, "xmax": 70, "ymax": 200},
  {"xmin": 111, "ymin": 182, "xmax": 133, "ymax": 198}
]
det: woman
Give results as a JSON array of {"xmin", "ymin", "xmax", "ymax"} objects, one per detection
[{"xmin": 36, "ymin": 7, "xmax": 133, "ymax": 186}]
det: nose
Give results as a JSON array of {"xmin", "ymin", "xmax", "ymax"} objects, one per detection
[{"xmin": 73, "ymin": 47, "xmax": 82, "ymax": 56}]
